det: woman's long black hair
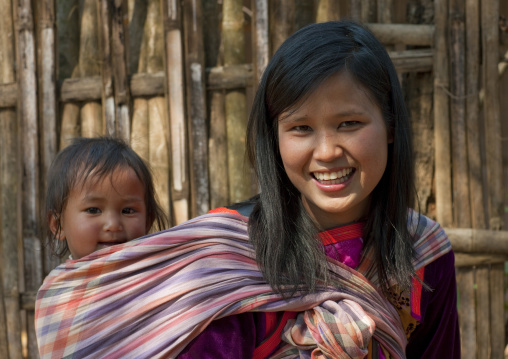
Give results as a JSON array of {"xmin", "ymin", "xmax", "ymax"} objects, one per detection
[{"xmin": 246, "ymin": 20, "xmax": 417, "ymax": 296}]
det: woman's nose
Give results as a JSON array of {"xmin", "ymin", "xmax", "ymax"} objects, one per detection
[{"xmin": 313, "ymin": 134, "xmax": 343, "ymax": 162}]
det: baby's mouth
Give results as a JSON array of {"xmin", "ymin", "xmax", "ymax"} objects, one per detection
[{"xmin": 312, "ymin": 168, "xmax": 355, "ymax": 184}]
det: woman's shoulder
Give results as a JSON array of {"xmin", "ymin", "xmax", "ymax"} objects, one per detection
[{"xmin": 407, "ymin": 209, "xmax": 452, "ymax": 270}]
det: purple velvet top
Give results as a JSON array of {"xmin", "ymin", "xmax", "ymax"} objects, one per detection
[{"xmin": 178, "ymin": 215, "xmax": 460, "ymax": 358}]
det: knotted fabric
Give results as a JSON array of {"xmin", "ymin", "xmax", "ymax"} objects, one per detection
[{"xmin": 35, "ymin": 212, "xmax": 450, "ymax": 359}]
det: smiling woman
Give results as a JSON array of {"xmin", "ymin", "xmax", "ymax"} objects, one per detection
[{"xmin": 278, "ymin": 71, "xmax": 391, "ymax": 229}]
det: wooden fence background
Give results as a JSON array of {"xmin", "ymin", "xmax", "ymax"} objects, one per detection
[{"xmin": 0, "ymin": 0, "xmax": 507, "ymax": 358}]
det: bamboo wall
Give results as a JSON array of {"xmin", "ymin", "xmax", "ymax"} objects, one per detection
[{"xmin": 0, "ymin": 0, "xmax": 507, "ymax": 358}]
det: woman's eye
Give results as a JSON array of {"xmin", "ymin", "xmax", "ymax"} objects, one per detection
[
  {"xmin": 339, "ymin": 121, "xmax": 360, "ymax": 128},
  {"xmin": 86, "ymin": 207, "xmax": 101, "ymax": 214},
  {"xmin": 122, "ymin": 208, "xmax": 136, "ymax": 215},
  {"xmin": 292, "ymin": 125, "xmax": 312, "ymax": 132}
]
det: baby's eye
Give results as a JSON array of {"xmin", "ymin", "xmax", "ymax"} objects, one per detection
[
  {"xmin": 86, "ymin": 207, "xmax": 101, "ymax": 214},
  {"xmin": 122, "ymin": 208, "xmax": 136, "ymax": 215}
]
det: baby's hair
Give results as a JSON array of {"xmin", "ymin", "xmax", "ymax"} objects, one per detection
[{"xmin": 44, "ymin": 136, "xmax": 168, "ymax": 257}]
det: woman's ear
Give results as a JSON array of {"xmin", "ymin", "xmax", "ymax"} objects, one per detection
[{"xmin": 49, "ymin": 213, "xmax": 65, "ymax": 241}]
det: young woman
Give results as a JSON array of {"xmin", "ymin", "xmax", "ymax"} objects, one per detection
[{"xmin": 36, "ymin": 21, "xmax": 459, "ymax": 358}]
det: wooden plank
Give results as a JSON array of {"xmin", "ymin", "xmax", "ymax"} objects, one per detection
[
  {"xmin": 446, "ymin": 228, "xmax": 508, "ymax": 254},
  {"xmin": 481, "ymin": 0, "xmax": 503, "ymax": 229},
  {"xmin": 316, "ymin": 0, "xmax": 340, "ymax": 22},
  {"xmin": 366, "ymin": 23, "xmax": 434, "ymax": 46},
  {"xmin": 456, "ymin": 267, "xmax": 477, "ymax": 359},
  {"xmin": 449, "ymin": 0, "xmax": 471, "ymax": 228},
  {"xmin": 489, "ymin": 263, "xmax": 505, "ymax": 358},
  {"xmin": 207, "ymin": 64, "xmax": 254, "ymax": 90},
  {"xmin": 474, "ymin": 266, "xmax": 490, "ymax": 358},
  {"xmin": 433, "ymin": 0, "xmax": 453, "ymax": 227},
  {"xmin": 130, "ymin": 72, "xmax": 165, "ymax": 96},
  {"xmin": 162, "ymin": 0, "xmax": 189, "ymax": 224}
]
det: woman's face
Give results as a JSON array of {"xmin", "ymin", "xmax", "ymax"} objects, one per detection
[{"xmin": 277, "ymin": 71, "xmax": 392, "ymax": 229}]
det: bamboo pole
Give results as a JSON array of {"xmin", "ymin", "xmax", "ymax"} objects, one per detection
[
  {"xmin": 134, "ymin": 0, "xmax": 171, "ymax": 220},
  {"xmin": 295, "ymin": 0, "xmax": 313, "ymax": 29},
  {"xmin": 98, "ymin": 0, "xmax": 116, "ymax": 136},
  {"xmin": 15, "ymin": 0, "xmax": 42, "ymax": 356},
  {"xmin": 489, "ymin": 263, "xmax": 505, "ymax": 358},
  {"xmin": 38, "ymin": 0, "xmax": 60, "ymax": 276},
  {"xmin": 446, "ymin": 227, "xmax": 508, "ymax": 254},
  {"xmin": 361, "ymin": 0, "xmax": 376, "ymax": 22},
  {"xmin": 433, "ymin": 0, "xmax": 453, "ymax": 227},
  {"xmin": 449, "ymin": 0, "xmax": 471, "ymax": 228},
  {"xmin": 474, "ymin": 266, "xmax": 490, "ymax": 358},
  {"xmin": 454, "ymin": 253, "xmax": 508, "ymax": 267},
  {"xmin": 223, "ymin": 0, "xmax": 251, "ymax": 204},
  {"xmin": 162, "ymin": 0, "xmax": 189, "ymax": 224},
  {"xmin": 252, "ymin": 0, "xmax": 269, "ymax": 86},
  {"xmin": 316, "ymin": 0, "xmax": 340, "ymax": 22},
  {"xmin": 111, "ymin": 0, "xmax": 131, "ymax": 141},
  {"xmin": 456, "ymin": 267, "xmax": 476, "ymax": 359},
  {"xmin": 204, "ymin": 0, "xmax": 228, "ymax": 209},
  {"xmin": 377, "ymin": 0, "xmax": 393, "ymax": 23},
  {"xmin": 183, "ymin": 0, "xmax": 209, "ymax": 216},
  {"xmin": 465, "ymin": 0, "xmax": 485, "ymax": 230},
  {"xmin": 79, "ymin": 0, "xmax": 103, "ymax": 138},
  {"xmin": 58, "ymin": 0, "xmax": 81, "ymax": 149},
  {"xmin": 270, "ymin": 0, "xmax": 294, "ymax": 54},
  {"xmin": 365, "ymin": 24, "xmax": 434, "ymax": 46},
  {"xmin": 0, "ymin": 0, "xmax": 22, "ymax": 356},
  {"xmin": 481, "ymin": 0, "xmax": 503, "ymax": 230}
]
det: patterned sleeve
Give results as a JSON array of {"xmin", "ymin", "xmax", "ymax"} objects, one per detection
[{"xmin": 405, "ymin": 250, "xmax": 460, "ymax": 358}]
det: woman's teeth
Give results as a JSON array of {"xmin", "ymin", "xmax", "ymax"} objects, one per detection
[{"xmin": 314, "ymin": 168, "xmax": 353, "ymax": 184}]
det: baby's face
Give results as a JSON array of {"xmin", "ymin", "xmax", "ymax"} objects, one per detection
[{"xmin": 55, "ymin": 167, "xmax": 147, "ymax": 259}]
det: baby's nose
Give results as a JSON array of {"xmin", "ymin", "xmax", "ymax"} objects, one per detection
[{"xmin": 104, "ymin": 213, "xmax": 123, "ymax": 231}]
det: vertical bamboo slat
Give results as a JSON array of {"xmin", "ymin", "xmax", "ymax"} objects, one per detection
[
  {"xmin": 131, "ymin": 98, "xmax": 149, "ymax": 160},
  {"xmin": 98, "ymin": 0, "xmax": 116, "ymax": 136},
  {"xmin": 38, "ymin": 0, "xmax": 60, "ymax": 275},
  {"xmin": 223, "ymin": 0, "xmax": 251, "ymax": 204},
  {"xmin": 162, "ymin": 0, "xmax": 189, "ymax": 224},
  {"xmin": 204, "ymin": 0, "xmax": 228, "ymax": 209},
  {"xmin": 79, "ymin": 0, "xmax": 103, "ymax": 138},
  {"xmin": 474, "ymin": 266, "xmax": 490, "ymax": 358},
  {"xmin": 449, "ymin": 0, "xmax": 471, "ymax": 228},
  {"xmin": 15, "ymin": 0, "xmax": 42, "ymax": 356},
  {"xmin": 183, "ymin": 0, "xmax": 209, "ymax": 216},
  {"xmin": 316, "ymin": 0, "xmax": 340, "ymax": 22},
  {"xmin": 136, "ymin": 0, "xmax": 171, "ymax": 220},
  {"xmin": 481, "ymin": 0, "xmax": 503, "ymax": 230},
  {"xmin": 0, "ymin": 2, "xmax": 22, "ymax": 357},
  {"xmin": 111, "ymin": 0, "xmax": 131, "ymax": 141},
  {"xmin": 489, "ymin": 263, "xmax": 505, "ymax": 358},
  {"xmin": 270, "ymin": 0, "xmax": 294, "ymax": 54},
  {"xmin": 465, "ymin": 0, "xmax": 485, "ymax": 230},
  {"xmin": 457, "ymin": 267, "xmax": 476, "ymax": 359},
  {"xmin": 433, "ymin": 0, "xmax": 453, "ymax": 227},
  {"xmin": 253, "ymin": 0, "xmax": 269, "ymax": 86}
]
